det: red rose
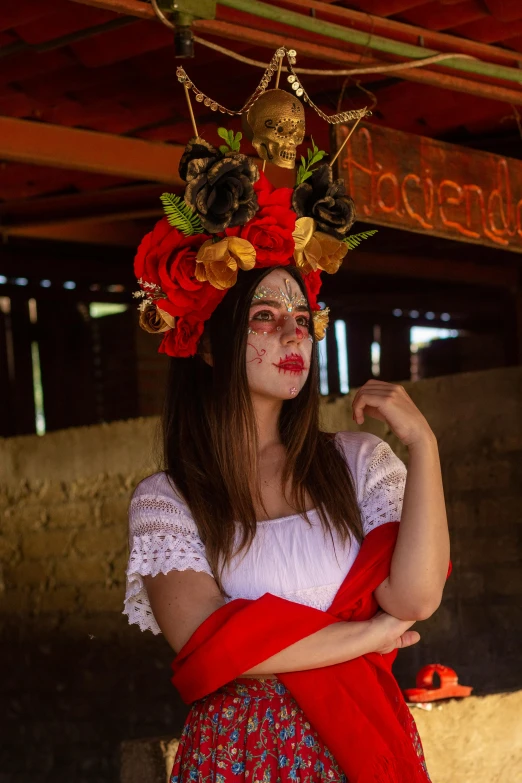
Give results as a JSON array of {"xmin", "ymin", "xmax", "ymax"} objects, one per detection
[
  {"xmin": 134, "ymin": 217, "xmax": 171, "ymax": 288},
  {"xmin": 253, "ymin": 171, "xmax": 272, "ymax": 200},
  {"xmin": 227, "ymin": 204, "xmax": 296, "ymax": 267},
  {"xmin": 152, "ymin": 296, "xmax": 177, "ymax": 319},
  {"xmin": 302, "ymin": 269, "xmax": 322, "ymax": 311},
  {"xmin": 159, "ymin": 315, "xmax": 204, "ymax": 358},
  {"xmin": 254, "ymin": 172, "xmax": 293, "ymax": 211},
  {"xmin": 135, "ymin": 217, "xmax": 225, "ymax": 319}
]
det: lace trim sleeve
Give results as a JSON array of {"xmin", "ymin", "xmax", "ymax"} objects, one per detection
[
  {"xmin": 360, "ymin": 441, "xmax": 407, "ymax": 535},
  {"xmin": 123, "ymin": 491, "xmax": 214, "ymax": 635}
]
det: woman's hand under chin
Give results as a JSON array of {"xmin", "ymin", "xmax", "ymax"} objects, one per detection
[{"xmin": 351, "ymin": 380, "xmax": 435, "ymax": 448}]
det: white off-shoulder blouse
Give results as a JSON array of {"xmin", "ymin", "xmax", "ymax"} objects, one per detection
[{"xmin": 123, "ymin": 431, "xmax": 407, "ymax": 635}]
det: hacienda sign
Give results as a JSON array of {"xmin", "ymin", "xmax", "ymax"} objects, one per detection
[{"xmin": 334, "ymin": 122, "xmax": 522, "ymax": 253}]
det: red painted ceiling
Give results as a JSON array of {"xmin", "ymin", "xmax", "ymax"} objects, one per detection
[{"xmin": 1, "ymin": 0, "xmax": 522, "ymax": 203}]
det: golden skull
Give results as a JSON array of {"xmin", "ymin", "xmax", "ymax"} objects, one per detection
[{"xmin": 246, "ymin": 89, "xmax": 305, "ymax": 169}]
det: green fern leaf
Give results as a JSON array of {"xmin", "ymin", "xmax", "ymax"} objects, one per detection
[
  {"xmin": 344, "ymin": 229, "xmax": 378, "ymax": 250},
  {"xmin": 160, "ymin": 193, "xmax": 204, "ymax": 236}
]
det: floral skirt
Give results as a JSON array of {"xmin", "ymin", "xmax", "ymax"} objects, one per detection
[{"xmin": 170, "ymin": 678, "xmax": 347, "ymax": 783}]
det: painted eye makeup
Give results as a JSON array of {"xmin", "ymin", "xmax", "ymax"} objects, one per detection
[
  {"xmin": 248, "ymin": 308, "xmax": 279, "ymax": 335},
  {"xmin": 248, "ymin": 308, "xmax": 311, "ymax": 337},
  {"xmin": 251, "ymin": 309, "xmax": 275, "ymax": 322}
]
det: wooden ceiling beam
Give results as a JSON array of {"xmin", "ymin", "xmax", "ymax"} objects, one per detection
[
  {"xmin": 0, "ymin": 239, "xmax": 131, "ymax": 273},
  {"xmin": 2, "ymin": 217, "xmax": 148, "ymax": 246},
  {"xmin": 0, "ymin": 183, "xmax": 165, "ymax": 225},
  {"xmin": 278, "ymin": 0, "xmax": 522, "ymax": 66},
  {"xmin": 200, "ymin": 19, "xmax": 522, "ymax": 106},
  {"xmin": 69, "ymin": 0, "xmax": 522, "ymax": 68},
  {"xmin": 344, "ymin": 250, "xmax": 519, "ymax": 289},
  {"xmin": 0, "ymin": 116, "xmax": 184, "ymax": 184},
  {"xmin": 71, "ymin": 4, "xmax": 522, "ymax": 107},
  {"xmin": 3, "ymin": 214, "xmax": 518, "ymax": 290},
  {"xmin": 67, "ymin": 0, "xmax": 156, "ymax": 20}
]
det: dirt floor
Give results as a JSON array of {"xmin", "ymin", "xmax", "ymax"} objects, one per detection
[{"xmin": 413, "ymin": 690, "xmax": 522, "ymax": 783}]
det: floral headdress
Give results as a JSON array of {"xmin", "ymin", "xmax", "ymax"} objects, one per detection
[{"xmin": 133, "ymin": 49, "xmax": 375, "ymax": 358}]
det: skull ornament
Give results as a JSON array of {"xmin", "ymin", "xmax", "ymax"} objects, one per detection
[{"xmin": 246, "ymin": 89, "xmax": 305, "ymax": 169}]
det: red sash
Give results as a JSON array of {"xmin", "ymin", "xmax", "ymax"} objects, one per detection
[{"xmin": 172, "ymin": 523, "xmax": 435, "ymax": 783}]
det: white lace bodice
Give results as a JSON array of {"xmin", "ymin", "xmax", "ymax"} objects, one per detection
[{"xmin": 123, "ymin": 432, "xmax": 406, "ymax": 634}]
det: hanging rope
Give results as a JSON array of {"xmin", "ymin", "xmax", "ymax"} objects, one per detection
[{"xmin": 192, "ymin": 35, "xmax": 476, "ymax": 78}]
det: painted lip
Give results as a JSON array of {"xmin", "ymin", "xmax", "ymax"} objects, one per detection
[{"xmin": 273, "ymin": 353, "xmax": 306, "ymax": 373}]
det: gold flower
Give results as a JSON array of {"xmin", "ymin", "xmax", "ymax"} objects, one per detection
[
  {"xmin": 195, "ymin": 236, "xmax": 256, "ymax": 290},
  {"xmin": 293, "ymin": 217, "xmax": 348, "ymax": 275},
  {"xmin": 315, "ymin": 231, "xmax": 348, "ymax": 274},
  {"xmin": 138, "ymin": 303, "xmax": 176, "ymax": 333},
  {"xmin": 312, "ymin": 307, "xmax": 330, "ymax": 341},
  {"xmin": 293, "ymin": 216, "xmax": 318, "ymax": 271}
]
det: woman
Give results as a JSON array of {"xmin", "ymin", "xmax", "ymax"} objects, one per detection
[{"xmin": 124, "ymin": 256, "xmax": 449, "ymax": 782}]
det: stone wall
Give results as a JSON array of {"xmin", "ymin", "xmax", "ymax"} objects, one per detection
[
  {"xmin": 0, "ymin": 418, "xmax": 182, "ymax": 783},
  {"xmin": 1, "ymin": 366, "xmax": 521, "ymax": 782}
]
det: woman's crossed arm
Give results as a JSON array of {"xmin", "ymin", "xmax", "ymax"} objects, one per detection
[{"xmin": 144, "ymin": 569, "xmax": 419, "ymax": 676}]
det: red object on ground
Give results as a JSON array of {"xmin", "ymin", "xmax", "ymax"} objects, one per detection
[{"xmin": 404, "ymin": 664, "xmax": 473, "ymax": 702}]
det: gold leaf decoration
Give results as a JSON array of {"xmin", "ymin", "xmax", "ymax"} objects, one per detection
[
  {"xmin": 314, "ymin": 231, "xmax": 348, "ymax": 274},
  {"xmin": 196, "ymin": 237, "xmax": 256, "ymax": 290},
  {"xmin": 312, "ymin": 307, "xmax": 330, "ymax": 341},
  {"xmin": 139, "ymin": 303, "xmax": 176, "ymax": 334},
  {"xmin": 293, "ymin": 217, "xmax": 347, "ymax": 275}
]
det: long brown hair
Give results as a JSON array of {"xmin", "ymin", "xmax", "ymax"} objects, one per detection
[{"xmin": 162, "ymin": 265, "xmax": 362, "ymax": 591}]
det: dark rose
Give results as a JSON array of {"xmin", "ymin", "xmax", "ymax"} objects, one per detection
[
  {"xmin": 302, "ymin": 269, "xmax": 322, "ymax": 311},
  {"xmin": 226, "ymin": 197, "xmax": 296, "ymax": 268},
  {"xmin": 159, "ymin": 315, "xmax": 204, "ymax": 358},
  {"xmin": 135, "ymin": 217, "xmax": 226, "ymax": 319},
  {"xmin": 179, "ymin": 137, "xmax": 218, "ymax": 182},
  {"xmin": 181, "ymin": 138, "xmax": 259, "ymax": 234},
  {"xmin": 292, "ymin": 164, "xmax": 356, "ymax": 240}
]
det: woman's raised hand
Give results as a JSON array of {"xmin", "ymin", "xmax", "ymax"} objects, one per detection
[
  {"xmin": 368, "ymin": 610, "xmax": 421, "ymax": 655},
  {"xmin": 351, "ymin": 380, "xmax": 434, "ymax": 448}
]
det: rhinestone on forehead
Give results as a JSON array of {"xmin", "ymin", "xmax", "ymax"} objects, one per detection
[{"xmin": 251, "ymin": 279, "xmax": 308, "ymax": 313}]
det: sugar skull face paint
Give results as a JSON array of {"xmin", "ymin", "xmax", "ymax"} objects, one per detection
[
  {"xmin": 251, "ymin": 279, "xmax": 308, "ymax": 313},
  {"xmin": 246, "ymin": 269, "xmax": 313, "ymax": 401}
]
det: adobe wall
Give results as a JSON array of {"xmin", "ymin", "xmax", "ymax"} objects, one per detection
[
  {"xmin": 321, "ymin": 365, "xmax": 522, "ymax": 693},
  {"xmin": 1, "ymin": 365, "xmax": 521, "ymax": 782}
]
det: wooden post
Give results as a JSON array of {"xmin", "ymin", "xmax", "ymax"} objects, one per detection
[
  {"xmin": 0, "ymin": 302, "xmax": 15, "ymax": 437},
  {"xmin": 346, "ymin": 317, "xmax": 374, "ymax": 389},
  {"xmin": 516, "ymin": 289, "xmax": 522, "ymax": 365},
  {"xmin": 5, "ymin": 298, "xmax": 37, "ymax": 436},
  {"xmin": 325, "ymin": 319, "xmax": 341, "ymax": 396},
  {"xmin": 37, "ymin": 300, "xmax": 98, "ymax": 431},
  {"xmin": 504, "ymin": 288, "xmax": 522, "ymax": 366},
  {"xmin": 379, "ymin": 319, "xmax": 412, "ymax": 383}
]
